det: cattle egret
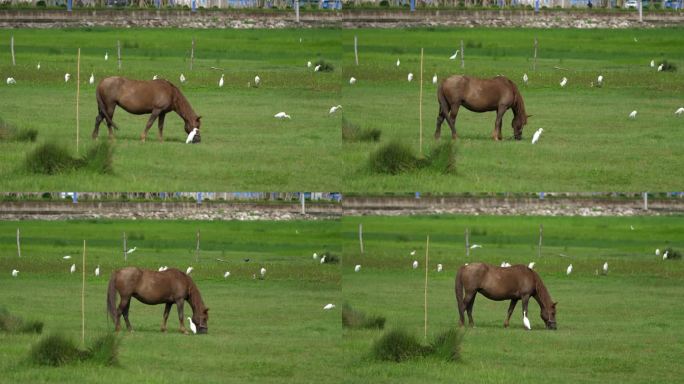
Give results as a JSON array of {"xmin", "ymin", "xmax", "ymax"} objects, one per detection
[
  {"xmin": 188, "ymin": 317, "xmax": 197, "ymax": 334},
  {"xmin": 657, "ymin": 64, "xmax": 664, "ymax": 72},
  {"xmin": 407, "ymin": 73, "xmax": 413, "ymax": 82},
  {"xmin": 307, "ymin": 61, "xmax": 312, "ymax": 68},
  {"xmin": 655, "ymin": 249, "xmax": 660, "ymax": 256},
  {"xmin": 349, "ymin": 77, "xmax": 356, "ymax": 85},
  {"xmin": 410, "ymin": 250, "xmax": 416, "ymax": 256},
  {"xmin": 105, "ymin": 52, "xmax": 108, "ymax": 61},
  {"xmin": 523, "ymin": 310, "xmax": 531, "ymax": 330},
  {"xmin": 449, "ymin": 50, "xmax": 459, "ymax": 60},
  {"xmin": 566, "ymin": 264, "xmax": 573, "ymax": 275},
  {"xmin": 274, "ymin": 112, "xmax": 291, "ymax": 119},
  {"xmin": 179, "ymin": 73, "xmax": 186, "ymax": 83},
  {"xmin": 602, "ymin": 262, "xmax": 608, "ymax": 274},
  {"xmin": 663, "ymin": 251, "xmax": 669, "ymax": 260},
  {"xmin": 260, "ymin": 267, "xmax": 266, "ymax": 277},
  {"xmin": 323, "ymin": 303, "xmax": 335, "ymax": 310},
  {"xmin": 37, "ymin": 62, "xmax": 41, "ymax": 70},
  {"xmin": 531, "ymin": 128, "xmax": 544, "ymax": 144},
  {"xmin": 629, "ymin": 110, "xmax": 637, "ymax": 119},
  {"xmin": 152, "ymin": 75, "xmax": 158, "ymax": 80},
  {"xmin": 597, "ymin": 75, "xmax": 603, "ymax": 86},
  {"xmin": 186, "ymin": 266, "xmax": 193, "ymax": 275},
  {"xmin": 528, "ymin": 262, "xmax": 535, "ymax": 269},
  {"xmin": 412, "ymin": 260, "xmax": 419, "ymax": 269},
  {"xmin": 63, "ymin": 255, "xmax": 72, "ymax": 260},
  {"xmin": 95, "ymin": 265, "xmax": 100, "ymax": 277},
  {"xmin": 470, "ymin": 244, "xmax": 482, "ymax": 249},
  {"xmin": 674, "ymin": 107, "xmax": 684, "ymax": 116},
  {"xmin": 329, "ymin": 105, "xmax": 342, "ymax": 114},
  {"xmin": 501, "ymin": 262, "xmax": 511, "ymax": 268},
  {"xmin": 70, "ymin": 264, "xmax": 76, "ymax": 274},
  {"xmin": 223, "ymin": 271, "xmax": 230, "ymax": 278},
  {"xmin": 127, "ymin": 247, "xmax": 137, "ymax": 254},
  {"xmin": 396, "ymin": 58, "xmax": 400, "ymax": 67},
  {"xmin": 432, "ymin": 74, "xmax": 438, "ymax": 84},
  {"xmin": 313, "ymin": 252, "xmax": 319, "ymax": 260},
  {"xmin": 314, "ymin": 64, "xmax": 321, "ymax": 72},
  {"xmin": 320, "ymin": 255, "xmax": 326, "ymax": 264},
  {"xmin": 560, "ymin": 77, "xmax": 567, "ymax": 87},
  {"xmin": 630, "ymin": 225, "xmax": 635, "ymax": 230},
  {"xmin": 650, "ymin": 59, "xmax": 654, "ymax": 67},
  {"xmin": 523, "ymin": 73, "xmax": 528, "ymax": 85},
  {"xmin": 186, "ymin": 128, "xmax": 198, "ymax": 144},
  {"xmin": 354, "ymin": 264, "xmax": 361, "ymax": 272},
  {"xmin": 64, "ymin": 73, "xmax": 70, "ymax": 82},
  {"xmin": 89, "ymin": 73, "xmax": 95, "ymax": 85},
  {"xmin": 218, "ymin": 74, "xmax": 224, "ymax": 88},
  {"xmin": 11, "ymin": 269, "xmax": 19, "ymax": 277},
  {"xmin": 254, "ymin": 75, "xmax": 260, "ymax": 86},
  {"xmin": 437, "ymin": 264, "xmax": 443, "ymax": 272},
  {"xmin": 6, "ymin": 77, "xmax": 16, "ymax": 85},
  {"xmin": 158, "ymin": 266, "xmax": 166, "ymax": 272}
]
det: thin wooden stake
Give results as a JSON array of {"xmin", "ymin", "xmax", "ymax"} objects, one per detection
[
  {"xmin": 424, "ymin": 234, "xmax": 429, "ymax": 342},
  {"xmin": 190, "ymin": 38, "xmax": 195, "ymax": 71},
  {"xmin": 76, "ymin": 48, "xmax": 81, "ymax": 154},
  {"xmin": 465, "ymin": 228, "xmax": 470, "ymax": 257},
  {"xmin": 354, "ymin": 35, "xmax": 358, "ymax": 66},
  {"xmin": 538, "ymin": 224, "xmax": 543, "ymax": 259},
  {"xmin": 81, "ymin": 240, "xmax": 86, "ymax": 346},
  {"xmin": 195, "ymin": 229, "xmax": 201, "ymax": 263},
  {"xmin": 117, "ymin": 40, "xmax": 121, "ymax": 70},
  {"xmin": 300, "ymin": 193, "xmax": 306, "ymax": 214},
  {"xmin": 533, "ymin": 37, "xmax": 538, "ymax": 72},
  {"xmin": 123, "ymin": 232, "xmax": 127, "ymax": 263},
  {"xmin": 419, "ymin": 47, "xmax": 424, "ymax": 156},
  {"xmin": 460, "ymin": 39, "xmax": 464, "ymax": 69},
  {"xmin": 10, "ymin": 34, "xmax": 15, "ymax": 66},
  {"xmin": 16, "ymin": 228, "xmax": 21, "ymax": 258},
  {"xmin": 359, "ymin": 223, "xmax": 364, "ymax": 255}
]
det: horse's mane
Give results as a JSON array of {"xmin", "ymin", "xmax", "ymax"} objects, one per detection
[
  {"xmin": 533, "ymin": 271, "xmax": 553, "ymax": 309},
  {"xmin": 509, "ymin": 79, "xmax": 527, "ymax": 126},
  {"xmin": 186, "ymin": 277, "xmax": 207, "ymax": 311},
  {"xmin": 162, "ymin": 80, "xmax": 198, "ymax": 122}
]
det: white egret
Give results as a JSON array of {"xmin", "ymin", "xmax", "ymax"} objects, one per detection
[
  {"xmin": 329, "ymin": 105, "xmax": 342, "ymax": 114},
  {"xmin": 354, "ymin": 264, "xmax": 361, "ymax": 272},
  {"xmin": 630, "ymin": 225, "xmax": 635, "ymax": 230},
  {"xmin": 314, "ymin": 64, "xmax": 321, "ymax": 72},
  {"xmin": 188, "ymin": 317, "xmax": 197, "ymax": 334},
  {"xmin": 407, "ymin": 73, "xmax": 413, "ymax": 82},
  {"xmin": 307, "ymin": 61, "xmax": 312, "ymax": 68},
  {"xmin": 186, "ymin": 266, "xmax": 193, "ymax": 275},
  {"xmin": 185, "ymin": 128, "xmax": 198, "ymax": 144},
  {"xmin": 522, "ymin": 73, "xmax": 528, "ymax": 85},
  {"xmin": 313, "ymin": 252, "xmax": 319, "ymax": 260},
  {"xmin": 449, "ymin": 50, "xmax": 459, "ymax": 60},
  {"xmin": 158, "ymin": 266, "xmax": 166, "ymax": 272},
  {"xmin": 470, "ymin": 244, "xmax": 482, "ymax": 249},
  {"xmin": 95, "ymin": 265, "xmax": 100, "ymax": 277},
  {"xmin": 396, "ymin": 58, "xmax": 400, "ymax": 67},
  {"xmin": 432, "ymin": 74, "xmax": 438, "ymax": 84},
  {"xmin": 663, "ymin": 251, "xmax": 669, "ymax": 260},
  {"xmin": 349, "ymin": 77, "xmax": 356, "ymax": 85},
  {"xmin": 437, "ymin": 264, "xmax": 443, "ymax": 272},
  {"xmin": 218, "ymin": 74, "xmax": 224, "ymax": 88},
  {"xmin": 223, "ymin": 271, "xmax": 230, "ymax": 278},
  {"xmin": 64, "ymin": 73, "xmax": 71, "ymax": 82},
  {"xmin": 523, "ymin": 310, "xmax": 531, "ymax": 330},
  {"xmin": 602, "ymin": 262, "xmax": 608, "ymax": 274},
  {"xmin": 104, "ymin": 52, "xmax": 109, "ymax": 61},
  {"xmin": 412, "ymin": 260, "xmax": 419, "ymax": 269},
  {"xmin": 70, "ymin": 264, "xmax": 76, "ymax": 274},
  {"xmin": 63, "ymin": 255, "xmax": 72, "ymax": 260},
  {"xmin": 320, "ymin": 255, "xmax": 326, "ymax": 264},
  {"xmin": 254, "ymin": 75, "xmax": 260, "ymax": 86},
  {"xmin": 6, "ymin": 77, "xmax": 16, "ymax": 85},
  {"xmin": 152, "ymin": 75, "xmax": 158, "ymax": 80},
  {"xmin": 597, "ymin": 75, "xmax": 603, "ymax": 87},
  {"xmin": 531, "ymin": 128, "xmax": 544, "ymax": 144},
  {"xmin": 11, "ymin": 269, "xmax": 19, "ymax": 277},
  {"xmin": 36, "ymin": 62, "xmax": 41, "ymax": 70},
  {"xmin": 674, "ymin": 107, "xmax": 684, "ymax": 116},
  {"xmin": 127, "ymin": 247, "xmax": 137, "ymax": 254},
  {"xmin": 560, "ymin": 77, "xmax": 567, "ymax": 87},
  {"xmin": 410, "ymin": 250, "xmax": 416, "ymax": 256},
  {"xmin": 566, "ymin": 264, "xmax": 573, "ymax": 275},
  {"xmin": 89, "ymin": 73, "xmax": 95, "ymax": 85},
  {"xmin": 629, "ymin": 110, "xmax": 637, "ymax": 119},
  {"xmin": 501, "ymin": 262, "xmax": 511, "ymax": 268},
  {"xmin": 260, "ymin": 267, "xmax": 266, "ymax": 277},
  {"xmin": 179, "ymin": 73, "xmax": 186, "ymax": 83},
  {"xmin": 657, "ymin": 64, "xmax": 664, "ymax": 72},
  {"xmin": 274, "ymin": 112, "xmax": 291, "ymax": 119},
  {"xmin": 655, "ymin": 249, "xmax": 660, "ymax": 256},
  {"xmin": 323, "ymin": 303, "xmax": 335, "ymax": 310},
  {"xmin": 528, "ymin": 262, "xmax": 535, "ymax": 269}
]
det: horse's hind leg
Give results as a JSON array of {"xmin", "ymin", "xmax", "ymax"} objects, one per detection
[
  {"xmin": 121, "ymin": 298, "xmax": 133, "ymax": 332},
  {"xmin": 504, "ymin": 299, "xmax": 518, "ymax": 328},
  {"xmin": 161, "ymin": 302, "xmax": 172, "ymax": 332},
  {"xmin": 175, "ymin": 299, "xmax": 189, "ymax": 334},
  {"xmin": 464, "ymin": 291, "xmax": 477, "ymax": 327},
  {"xmin": 157, "ymin": 112, "xmax": 166, "ymax": 143},
  {"xmin": 435, "ymin": 109, "xmax": 446, "ymax": 140},
  {"xmin": 141, "ymin": 109, "xmax": 161, "ymax": 143},
  {"xmin": 93, "ymin": 113, "xmax": 104, "ymax": 140}
]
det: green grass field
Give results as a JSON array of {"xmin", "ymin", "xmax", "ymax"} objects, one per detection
[
  {"xmin": 341, "ymin": 28, "xmax": 684, "ymax": 192},
  {"xmin": 0, "ymin": 219, "xmax": 342, "ymax": 383},
  {"xmin": 342, "ymin": 214, "xmax": 684, "ymax": 383},
  {"xmin": 0, "ymin": 28, "xmax": 341, "ymax": 190}
]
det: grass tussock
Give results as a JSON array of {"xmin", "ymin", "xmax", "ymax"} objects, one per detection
[
  {"xmin": 342, "ymin": 117, "xmax": 381, "ymax": 143},
  {"xmin": 369, "ymin": 140, "xmax": 457, "ymax": 175},
  {"xmin": 29, "ymin": 333, "xmax": 120, "ymax": 367},
  {"xmin": 313, "ymin": 59, "xmax": 334, "ymax": 72},
  {"xmin": 664, "ymin": 247, "xmax": 681, "ymax": 260},
  {"xmin": 320, "ymin": 251, "xmax": 339, "ymax": 264},
  {"xmin": 342, "ymin": 303, "xmax": 386, "ymax": 330},
  {"xmin": 372, "ymin": 328, "xmax": 464, "ymax": 362},
  {"xmin": 0, "ymin": 307, "xmax": 43, "ymax": 334},
  {"xmin": 0, "ymin": 117, "xmax": 38, "ymax": 142},
  {"xmin": 657, "ymin": 60, "xmax": 677, "ymax": 72},
  {"xmin": 25, "ymin": 141, "xmax": 114, "ymax": 175}
]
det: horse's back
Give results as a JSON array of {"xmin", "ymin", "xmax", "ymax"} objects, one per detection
[{"xmin": 460, "ymin": 263, "xmax": 535, "ymax": 300}]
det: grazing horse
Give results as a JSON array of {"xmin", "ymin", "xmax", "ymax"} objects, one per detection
[
  {"xmin": 455, "ymin": 263, "xmax": 557, "ymax": 330},
  {"xmin": 436, "ymin": 75, "xmax": 529, "ymax": 141},
  {"xmin": 94, "ymin": 77, "xmax": 202, "ymax": 143},
  {"xmin": 107, "ymin": 267, "xmax": 209, "ymax": 334}
]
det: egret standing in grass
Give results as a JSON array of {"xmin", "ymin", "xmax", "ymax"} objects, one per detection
[
  {"xmin": 663, "ymin": 251, "xmax": 669, "ymax": 260},
  {"xmin": 655, "ymin": 248, "xmax": 660, "ymax": 257},
  {"xmin": 437, "ymin": 264, "xmax": 443, "ymax": 272},
  {"xmin": 260, "ymin": 267, "xmax": 266, "ymax": 278},
  {"xmin": 320, "ymin": 255, "xmax": 326, "ymax": 264},
  {"xmin": 6, "ymin": 77, "xmax": 16, "ymax": 85},
  {"xmin": 254, "ymin": 75, "xmax": 260, "ymax": 86},
  {"xmin": 449, "ymin": 50, "xmax": 459, "ymax": 60},
  {"xmin": 602, "ymin": 262, "xmax": 608, "ymax": 274},
  {"xmin": 597, "ymin": 75, "xmax": 603, "ymax": 87},
  {"xmin": 274, "ymin": 112, "xmax": 291, "ymax": 119},
  {"xmin": 432, "ymin": 74, "xmax": 438, "ymax": 84},
  {"xmin": 470, "ymin": 244, "xmax": 482, "ymax": 249},
  {"xmin": 152, "ymin": 74, "xmax": 158, "ymax": 80},
  {"xmin": 523, "ymin": 73, "xmax": 528, "ymax": 85},
  {"xmin": 410, "ymin": 250, "xmax": 416, "ymax": 256},
  {"xmin": 64, "ymin": 73, "xmax": 70, "ymax": 83},
  {"xmin": 674, "ymin": 107, "xmax": 684, "ymax": 116},
  {"xmin": 323, "ymin": 303, "xmax": 335, "ymax": 310},
  {"xmin": 650, "ymin": 59, "xmax": 655, "ymax": 67},
  {"xmin": 313, "ymin": 252, "xmax": 319, "ymax": 260},
  {"xmin": 89, "ymin": 73, "xmax": 95, "ymax": 85},
  {"xmin": 629, "ymin": 110, "xmax": 637, "ymax": 119},
  {"xmin": 11, "ymin": 269, "xmax": 19, "ymax": 277},
  {"xmin": 528, "ymin": 262, "xmax": 535, "ymax": 269},
  {"xmin": 36, "ymin": 62, "xmax": 40, "ymax": 70},
  {"xmin": 349, "ymin": 77, "xmax": 356, "ymax": 85},
  {"xmin": 412, "ymin": 260, "xmax": 419, "ymax": 269},
  {"xmin": 186, "ymin": 266, "xmax": 193, "ymax": 275},
  {"xmin": 185, "ymin": 128, "xmax": 198, "ymax": 144},
  {"xmin": 531, "ymin": 128, "xmax": 544, "ymax": 144},
  {"xmin": 95, "ymin": 265, "xmax": 100, "ymax": 277},
  {"xmin": 218, "ymin": 74, "xmax": 224, "ymax": 88},
  {"xmin": 63, "ymin": 255, "xmax": 72, "ymax": 260},
  {"xmin": 105, "ymin": 52, "xmax": 108, "ymax": 61},
  {"xmin": 314, "ymin": 64, "xmax": 321, "ymax": 72},
  {"xmin": 188, "ymin": 317, "xmax": 197, "ymax": 334},
  {"xmin": 355, "ymin": 264, "xmax": 361, "ymax": 272},
  {"xmin": 179, "ymin": 73, "xmax": 186, "ymax": 83},
  {"xmin": 127, "ymin": 247, "xmax": 137, "ymax": 254},
  {"xmin": 307, "ymin": 61, "xmax": 312, "ymax": 68},
  {"xmin": 223, "ymin": 271, "xmax": 230, "ymax": 278},
  {"xmin": 329, "ymin": 105, "xmax": 342, "ymax": 114},
  {"xmin": 523, "ymin": 310, "xmax": 531, "ymax": 330},
  {"xmin": 560, "ymin": 77, "xmax": 568, "ymax": 87},
  {"xmin": 70, "ymin": 264, "xmax": 76, "ymax": 274},
  {"xmin": 566, "ymin": 264, "xmax": 573, "ymax": 275},
  {"xmin": 396, "ymin": 58, "xmax": 400, "ymax": 67},
  {"xmin": 658, "ymin": 64, "xmax": 664, "ymax": 72},
  {"xmin": 407, "ymin": 73, "xmax": 413, "ymax": 82}
]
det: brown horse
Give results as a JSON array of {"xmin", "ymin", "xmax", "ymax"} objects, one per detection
[
  {"xmin": 455, "ymin": 263, "xmax": 557, "ymax": 330},
  {"xmin": 94, "ymin": 77, "xmax": 202, "ymax": 143},
  {"xmin": 107, "ymin": 267, "xmax": 209, "ymax": 334},
  {"xmin": 436, "ymin": 75, "xmax": 529, "ymax": 141}
]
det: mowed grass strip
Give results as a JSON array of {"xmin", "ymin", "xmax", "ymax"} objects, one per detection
[
  {"xmin": 341, "ymin": 214, "xmax": 684, "ymax": 383},
  {"xmin": 341, "ymin": 28, "xmax": 684, "ymax": 192}
]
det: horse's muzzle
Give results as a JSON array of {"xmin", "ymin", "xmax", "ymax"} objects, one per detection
[
  {"xmin": 192, "ymin": 134, "xmax": 201, "ymax": 144},
  {"xmin": 546, "ymin": 322, "xmax": 557, "ymax": 330},
  {"xmin": 198, "ymin": 327, "xmax": 208, "ymax": 334}
]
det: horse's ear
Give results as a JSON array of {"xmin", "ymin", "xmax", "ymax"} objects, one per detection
[
  {"xmin": 553, "ymin": 301, "xmax": 558, "ymax": 307},
  {"xmin": 527, "ymin": 114, "xmax": 533, "ymax": 119},
  {"xmin": 197, "ymin": 116, "xmax": 202, "ymax": 121},
  {"xmin": 204, "ymin": 308, "xmax": 209, "ymax": 313}
]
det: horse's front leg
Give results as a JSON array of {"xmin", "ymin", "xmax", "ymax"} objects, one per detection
[
  {"xmin": 176, "ymin": 299, "xmax": 188, "ymax": 334},
  {"xmin": 93, "ymin": 113, "xmax": 104, "ymax": 140},
  {"xmin": 504, "ymin": 299, "xmax": 518, "ymax": 328},
  {"xmin": 161, "ymin": 302, "xmax": 172, "ymax": 332},
  {"xmin": 141, "ymin": 110, "xmax": 161, "ymax": 143},
  {"xmin": 157, "ymin": 112, "xmax": 166, "ymax": 143},
  {"xmin": 464, "ymin": 291, "xmax": 477, "ymax": 327},
  {"xmin": 492, "ymin": 106, "xmax": 506, "ymax": 141}
]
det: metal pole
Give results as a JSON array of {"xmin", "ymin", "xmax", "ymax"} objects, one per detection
[
  {"xmin": 81, "ymin": 240, "xmax": 86, "ymax": 346},
  {"xmin": 359, "ymin": 223, "xmax": 364, "ymax": 255},
  {"xmin": 465, "ymin": 228, "xmax": 470, "ymax": 257},
  {"xmin": 190, "ymin": 38, "xmax": 195, "ymax": 71},
  {"xmin": 419, "ymin": 48, "xmax": 424, "ymax": 156},
  {"xmin": 424, "ymin": 235, "xmax": 429, "ymax": 342},
  {"xmin": 533, "ymin": 37, "xmax": 538, "ymax": 72},
  {"xmin": 354, "ymin": 35, "xmax": 358, "ymax": 66},
  {"xmin": 460, "ymin": 40, "xmax": 464, "ymax": 69},
  {"xmin": 123, "ymin": 232, "xmax": 127, "ymax": 263},
  {"xmin": 538, "ymin": 224, "xmax": 543, "ymax": 258},
  {"xmin": 10, "ymin": 35, "xmax": 15, "ymax": 66},
  {"xmin": 300, "ymin": 193, "xmax": 305, "ymax": 215},
  {"xmin": 76, "ymin": 48, "xmax": 80, "ymax": 155},
  {"xmin": 195, "ymin": 229, "xmax": 200, "ymax": 263},
  {"xmin": 16, "ymin": 228, "xmax": 21, "ymax": 258},
  {"xmin": 295, "ymin": 0, "xmax": 300, "ymax": 23},
  {"xmin": 117, "ymin": 40, "xmax": 121, "ymax": 70},
  {"xmin": 643, "ymin": 192, "xmax": 648, "ymax": 210}
]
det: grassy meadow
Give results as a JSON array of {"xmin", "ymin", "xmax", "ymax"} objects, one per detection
[
  {"xmin": 0, "ymin": 28, "xmax": 341, "ymax": 190},
  {"xmin": 341, "ymin": 28, "xmax": 684, "ymax": 191},
  {"xmin": 0, "ymin": 219, "xmax": 341, "ymax": 383},
  {"xmin": 342, "ymin": 214, "xmax": 684, "ymax": 383}
]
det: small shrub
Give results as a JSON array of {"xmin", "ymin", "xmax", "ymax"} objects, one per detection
[
  {"xmin": 25, "ymin": 143, "xmax": 79, "ymax": 174},
  {"xmin": 342, "ymin": 304, "xmax": 386, "ymax": 330},
  {"xmin": 321, "ymin": 252, "xmax": 339, "ymax": 264},
  {"xmin": 664, "ymin": 247, "xmax": 681, "ymax": 260},
  {"xmin": 369, "ymin": 140, "xmax": 419, "ymax": 175},
  {"xmin": 29, "ymin": 334, "xmax": 82, "ymax": 366},
  {"xmin": 379, "ymin": 0, "xmax": 389, "ymax": 6},
  {"xmin": 0, "ymin": 307, "xmax": 43, "ymax": 334},
  {"xmin": 313, "ymin": 59, "xmax": 334, "ymax": 72},
  {"xmin": 372, "ymin": 329, "xmax": 430, "ymax": 362},
  {"xmin": 430, "ymin": 328, "xmax": 464, "ymax": 362},
  {"xmin": 83, "ymin": 141, "xmax": 114, "ymax": 174},
  {"xmin": 342, "ymin": 117, "xmax": 381, "ymax": 143},
  {"xmin": 425, "ymin": 140, "xmax": 457, "ymax": 174},
  {"xmin": 87, "ymin": 334, "xmax": 120, "ymax": 366},
  {"xmin": 0, "ymin": 117, "xmax": 38, "ymax": 142},
  {"xmin": 657, "ymin": 60, "xmax": 677, "ymax": 72}
]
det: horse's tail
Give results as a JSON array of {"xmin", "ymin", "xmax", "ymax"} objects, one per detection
[
  {"xmin": 437, "ymin": 83, "xmax": 451, "ymax": 117},
  {"xmin": 106, "ymin": 273, "xmax": 118, "ymax": 323},
  {"xmin": 455, "ymin": 265, "xmax": 466, "ymax": 326},
  {"xmin": 96, "ymin": 85, "xmax": 119, "ymax": 130}
]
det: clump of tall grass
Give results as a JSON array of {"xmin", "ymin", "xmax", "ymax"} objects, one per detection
[
  {"xmin": 0, "ymin": 117, "xmax": 38, "ymax": 142},
  {"xmin": 371, "ymin": 328, "xmax": 464, "ymax": 362},
  {"xmin": 313, "ymin": 59, "xmax": 334, "ymax": 72},
  {"xmin": 0, "ymin": 307, "xmax": 44, "ymax": 334},
  {"xmin": 29, "ymin": 333, "xmax": 120, "ymax": 367},
  {"xmin": 320, "ymin": 251, "xmax": 339, "ymax": 264},
  {"xmin": 369, "ymin": 140, "xmax": 457, "ymax": 175},
  {"xmin": 657, "ymin": 60, "xmax": 677, "ymax": 72},
  {"xmin": 342, "ymin": 117, "xmax": 381, "ymax": 142},
  {"xmin": 342, "ymin": 303, "xmax": 386, "ymax": 330},
  {"xmin": 663, "ymin": 247, "xmax": 681, "ymax": 260},
  {"xmin": 425, "ymin": 140, "xmax": 457, "ymax": 174},
  {"xmin": 25, "ymin": 141, "xmax": 114, "ymax": 175}
]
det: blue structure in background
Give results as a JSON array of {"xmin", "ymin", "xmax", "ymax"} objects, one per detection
[
  {"xmin": 155, "ymin": 0, "xmax": 161, "ymax": 8},
  {"xmin": 535, "ymin": 0, "xmax": 539, "ymax": 12},
  {"xmin": 67, "ymin": 0, "xmax": 72, "ymax": 11},
  {"xmin": 72, "ymin": 192, "xmax": 78, "ymax": 204},
  {"xmin": 410, "ymin": 0, "xmax": 415, "ymax": 11},
  {"xmin": 192, "ymin": 0, "xmax": 196, "ymax": 11},
  {"xmin": 196, "ymin": 192, "xmax": 203, "ymax": 204}
]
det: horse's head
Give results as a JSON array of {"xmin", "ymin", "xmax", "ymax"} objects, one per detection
[
  {"xmin": 185, "ymin": 116, "xmax": 202, "ymax": 143},
  {"xmin": 512, "ymin": 114, "xmax": 530, "ymax": 141},
  {"xmin": 540, "ymin": 301, "xmax": 557, "ymax": 330},
  {"xmin": 192, "ymin": 307, "xmax": 209, "ymax": 334}
]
